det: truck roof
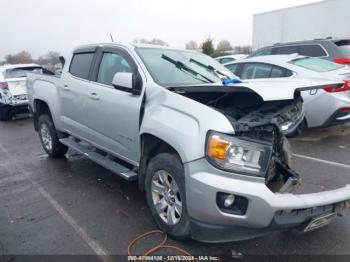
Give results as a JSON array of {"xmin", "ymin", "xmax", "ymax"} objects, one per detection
[{"xmin": 72, "ymin": 42, "xmax": 187, "ymax": 53}]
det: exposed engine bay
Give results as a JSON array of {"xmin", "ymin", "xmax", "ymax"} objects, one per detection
[{"xmin": 170, "ymin": 86, "xmax": 303, "ymax": 192}]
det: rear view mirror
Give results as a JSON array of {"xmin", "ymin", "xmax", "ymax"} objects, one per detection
[
  {"xmin": 113, "ymin": 72, "xmax": 133, "ymax": 90},
  {"xmin": 112, "ymin": 70, "xmax": 142, "ymax": 95}
]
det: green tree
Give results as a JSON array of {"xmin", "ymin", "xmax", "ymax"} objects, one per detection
[{"xmin": 201, "ymin": 38, "xmax": 215, "ymax": 56}]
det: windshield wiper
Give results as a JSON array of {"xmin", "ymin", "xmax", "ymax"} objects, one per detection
[
  {"xmin": 161, "ymin": 54, "xmax": 214, "ymax": 83},
  {"xmin": 189, "ymin": 58, "xmax": 231, "ymax": 80}
]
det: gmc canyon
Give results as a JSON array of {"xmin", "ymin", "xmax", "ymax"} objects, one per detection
[{"xmin": 27, "ymin": 43, "xmax": 350, "ymax": 242}]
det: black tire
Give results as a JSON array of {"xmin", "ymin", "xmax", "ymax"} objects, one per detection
[
  {"xmin": 145, "ymin": 153, "xmax": 190, "ymax": 240},
  {"xmin": 286, "ymin": 118, "xmax": 307, "ymax": 138},
  {"xmin": 0, "ymin": 105, "xmax": 12, "ymax": 121},
  {"xmin": 38, "ymin": 114, "xmax": 68, "ymax": 158}
]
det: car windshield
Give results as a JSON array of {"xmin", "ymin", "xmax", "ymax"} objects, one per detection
[
  {"xmin": 136, "ymin": 48, "xmax": 234, "ymax": 86},
  {"xmin": 5, "ymin": 67, "xmax": 42, "ymax": 79},
  {"xmin": 290, "ymin": 57, "xmax": 344, "ymax": 72}
]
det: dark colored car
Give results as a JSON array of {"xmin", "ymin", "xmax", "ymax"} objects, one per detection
[{"xmin": 250, "ymin": 38, "xmax": 350, "ymax": 65}]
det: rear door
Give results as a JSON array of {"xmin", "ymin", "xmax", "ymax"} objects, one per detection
[
  {"xmin": 59, "ymin": 48, "xmax": 96, "ymax": 140},
  {"xmin": 85, "ymin": 46, "xmax": 144, "ymax": 164}
]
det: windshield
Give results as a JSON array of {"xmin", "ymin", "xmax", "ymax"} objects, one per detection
[
  {"xmin": 136, "ymin": 48, "xmax": 234, "ymax": 86},
  {"xmin": 5, "ymin": 67, "xmax": 42, "ymax": 79},
  {"xmin": 290, "ymin": 57, "xmax": 344, "ymax": 72}
]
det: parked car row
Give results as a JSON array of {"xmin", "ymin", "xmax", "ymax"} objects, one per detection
[
  {"xmin": 221, "ymin": 38, "xmax": 350, "ymax": 135},
  {"xmin": 224, "ymin": 54, "xmax": 350, "ymax": 134}
]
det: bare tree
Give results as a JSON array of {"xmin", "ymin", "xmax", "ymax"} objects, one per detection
[
  {"xmin": 36, "ymin": 51, "xmax": 61, "ymax": 72},
  {"xmin": 5, "ymin": 51, "xmax": 33, "ymax": 64},
  {"xmin": 216, "ymin": 40, "xmax": 232, "ymax": 52},
  {"xmin": 133, "ymin": 38, "xmax": 169, "ymax": 46},
  {"xmin": 185, "ymin": 40, "xmax": 198, "ymax": 50}
]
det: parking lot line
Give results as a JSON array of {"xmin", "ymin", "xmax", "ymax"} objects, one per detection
[
  {"xmin": 0, "ymin": 143, "xmax": 113, "ymax": 262},
  {"xmin": 34, "ymin": 182, "xmax": 113, "ymax": 261},
  {"xmin": 293, "ymin": 153, "xmax": 350, "ymax": 170}
]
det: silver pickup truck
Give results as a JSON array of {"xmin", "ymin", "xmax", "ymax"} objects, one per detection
[{"xmin": 27, "ymin": 43, "xmax": 350, "ymax": 242}]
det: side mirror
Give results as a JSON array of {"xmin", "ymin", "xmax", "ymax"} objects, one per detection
[{"xmin": 112, "ymin": 71, "xmax": 142, "ymax": 95}]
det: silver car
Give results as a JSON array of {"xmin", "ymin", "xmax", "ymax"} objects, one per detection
[{"xmin": 225, "ymin": 55, "xmax": 350, "ymax": 133}]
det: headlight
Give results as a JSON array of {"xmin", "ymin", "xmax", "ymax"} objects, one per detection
[{"xmin": 206, "ymin": 131, "xmax": 272, "ymax": 177}]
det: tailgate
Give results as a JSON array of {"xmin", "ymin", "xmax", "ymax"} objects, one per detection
[{"xmin": 6, "ymin": 78, "xmax": 27, "ymax": 96}]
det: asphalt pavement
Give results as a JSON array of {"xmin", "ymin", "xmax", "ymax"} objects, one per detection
[{"xmin": 0, "ymin": 116, "xmax": 349, "ymax": 261}]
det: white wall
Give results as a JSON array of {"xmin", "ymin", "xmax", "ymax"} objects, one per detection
[{"xmin": 253, "ymin": 0, "xmax": 350, "ymax": 50}]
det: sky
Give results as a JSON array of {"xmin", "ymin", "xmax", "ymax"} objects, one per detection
[{"xmin": 0, "ymin": 0, "xmax": 320, "ymax": 59}]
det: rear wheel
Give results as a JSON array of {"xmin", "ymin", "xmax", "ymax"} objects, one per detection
[
  {"xmin": 145, "ymin": 153, "xmax": 190, "ymax": 239},
  {"xmin": 0, "ymin": 105, "xmax": 12, "ymax": 121},
  {"xmin": 38, "ymin": 115, "xmax": 68, "ymax": 158}
]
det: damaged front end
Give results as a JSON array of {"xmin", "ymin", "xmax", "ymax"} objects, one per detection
[{"xmin": 171, "ymin": 85, "xmax": 304, "ymax": 193}]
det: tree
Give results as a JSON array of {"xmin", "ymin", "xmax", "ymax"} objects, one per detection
[
  {"xmin": 133, "ymin": 38, "xmax": 169, "ymax": 46},
  {"xmin": 233, "ymin": 45, "xmax": 253, "ymax": 54},
  {"xmin": 5, "ymin": 51, "xmax": 33, "ymax": 64},
  {"xmin": 36, "ymin": 51, "xmax": 61, "ymax": 72},
  {"xmin": 185, "ymin": 40, "xmax": 198, "ymax": 50},
  {"xmin": 201, "ymin": 38, "xmax": 215, "ymax": 56},
  {"xmin": 216, "ymin": 40, "xmax": 232, "ymax": 52}
]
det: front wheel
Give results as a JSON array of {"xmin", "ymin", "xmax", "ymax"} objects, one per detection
[
  {"xmin": 38, "ymin": 115, "xmax": 68, "ymax": 158},
  {"xmin": 145, "ymin": 153, "xmax": 190, "ymax": 240}
]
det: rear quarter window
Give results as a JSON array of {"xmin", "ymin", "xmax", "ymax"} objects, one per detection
[
  {"xmin": 69, "ymin": 52, "xmax": 94, "ymax": 80},
  {"xmin": 275, "ymin": 45, "xmax": 299, "ymax": 55},
  {"xmin": 251, "ymin": 48, "xmax": 272, "ymax": 57},
  {"xmin": 219, "ymin": 58, "xmax": 234, "ymax": 64},
  {"xmin": 298, "ymin": 45, "xmax": 327, "ymax": 57},
  {"xmin": 334, "ymin": 40, "xmax": 350, "ymax": 56}
]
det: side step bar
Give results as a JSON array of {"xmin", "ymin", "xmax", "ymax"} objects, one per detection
[{"xmin": 59, "ymin": 138, "xmax": 138, "ymax": 181}]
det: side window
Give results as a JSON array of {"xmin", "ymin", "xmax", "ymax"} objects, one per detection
[
  {"xmin": 69, "ymin": 53, "xmax": 94, "ymax": 80},
  {"xmin": 97, "ymin": 52, "xmax": 132, "ymax": 86},
  {"xmin": 220, "ymin": 58, "xmax": 234, "ymax": 64},
  {"xmin": 298, "ymin": 45, "xmax": 327, "ymax": 57},
  {"xmin": 275, "ymin": 45, "xmax": 299, "ymax": 55},
  {"xmin": 240, "ymin": 63, "xmax": 273, "ymax": 79},
  {"xmin": 270, "ymin": 66, "xmax": 293, "ymax": 78},
  {"xmin": 225, "ymin": 63, "xmax": 238, "ymax": 74},
  {"xmin": 252, "ymin": 48, "xmax": 272, "ymax": 57}
]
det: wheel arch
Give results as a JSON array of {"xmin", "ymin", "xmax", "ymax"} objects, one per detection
[
  {"xmin": 138, "ymin": 133, "xmax": 183, "ymax": 192},
  {"xmin": 33, "ymin": 99, "xmax": 52, "ymax": 131}
]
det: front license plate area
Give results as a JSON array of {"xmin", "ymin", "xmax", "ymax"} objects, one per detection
[{"xmin": 303, "ymin": 213, "xmax": 336, "ymax": 232}]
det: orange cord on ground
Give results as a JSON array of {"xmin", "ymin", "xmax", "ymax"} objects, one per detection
[{"xmin": 128, "ymin": 230, "xmax": 197, "ymax": 261}]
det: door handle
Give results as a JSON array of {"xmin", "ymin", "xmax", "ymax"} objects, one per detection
[
  {"xmin": 62, "ymin": 85, "xmax": 70, "ymax": 91},
  {"xmin": 89, "ymin": 92, "xmax": 100, "ymax": 100}
]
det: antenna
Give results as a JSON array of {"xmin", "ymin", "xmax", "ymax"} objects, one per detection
[{"xmin": 110, "ymin": 34, "xmax": 114, "ymax": 42}]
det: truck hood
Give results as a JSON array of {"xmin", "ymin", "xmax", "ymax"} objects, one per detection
[{"xmin": 229, "ymin": 78, "xmax": 344, "ymax": 101}]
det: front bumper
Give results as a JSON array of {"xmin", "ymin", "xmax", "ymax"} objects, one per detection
[{"xmin": 185, "ymin": 158, "xmax": 350, "ymax": 242}]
